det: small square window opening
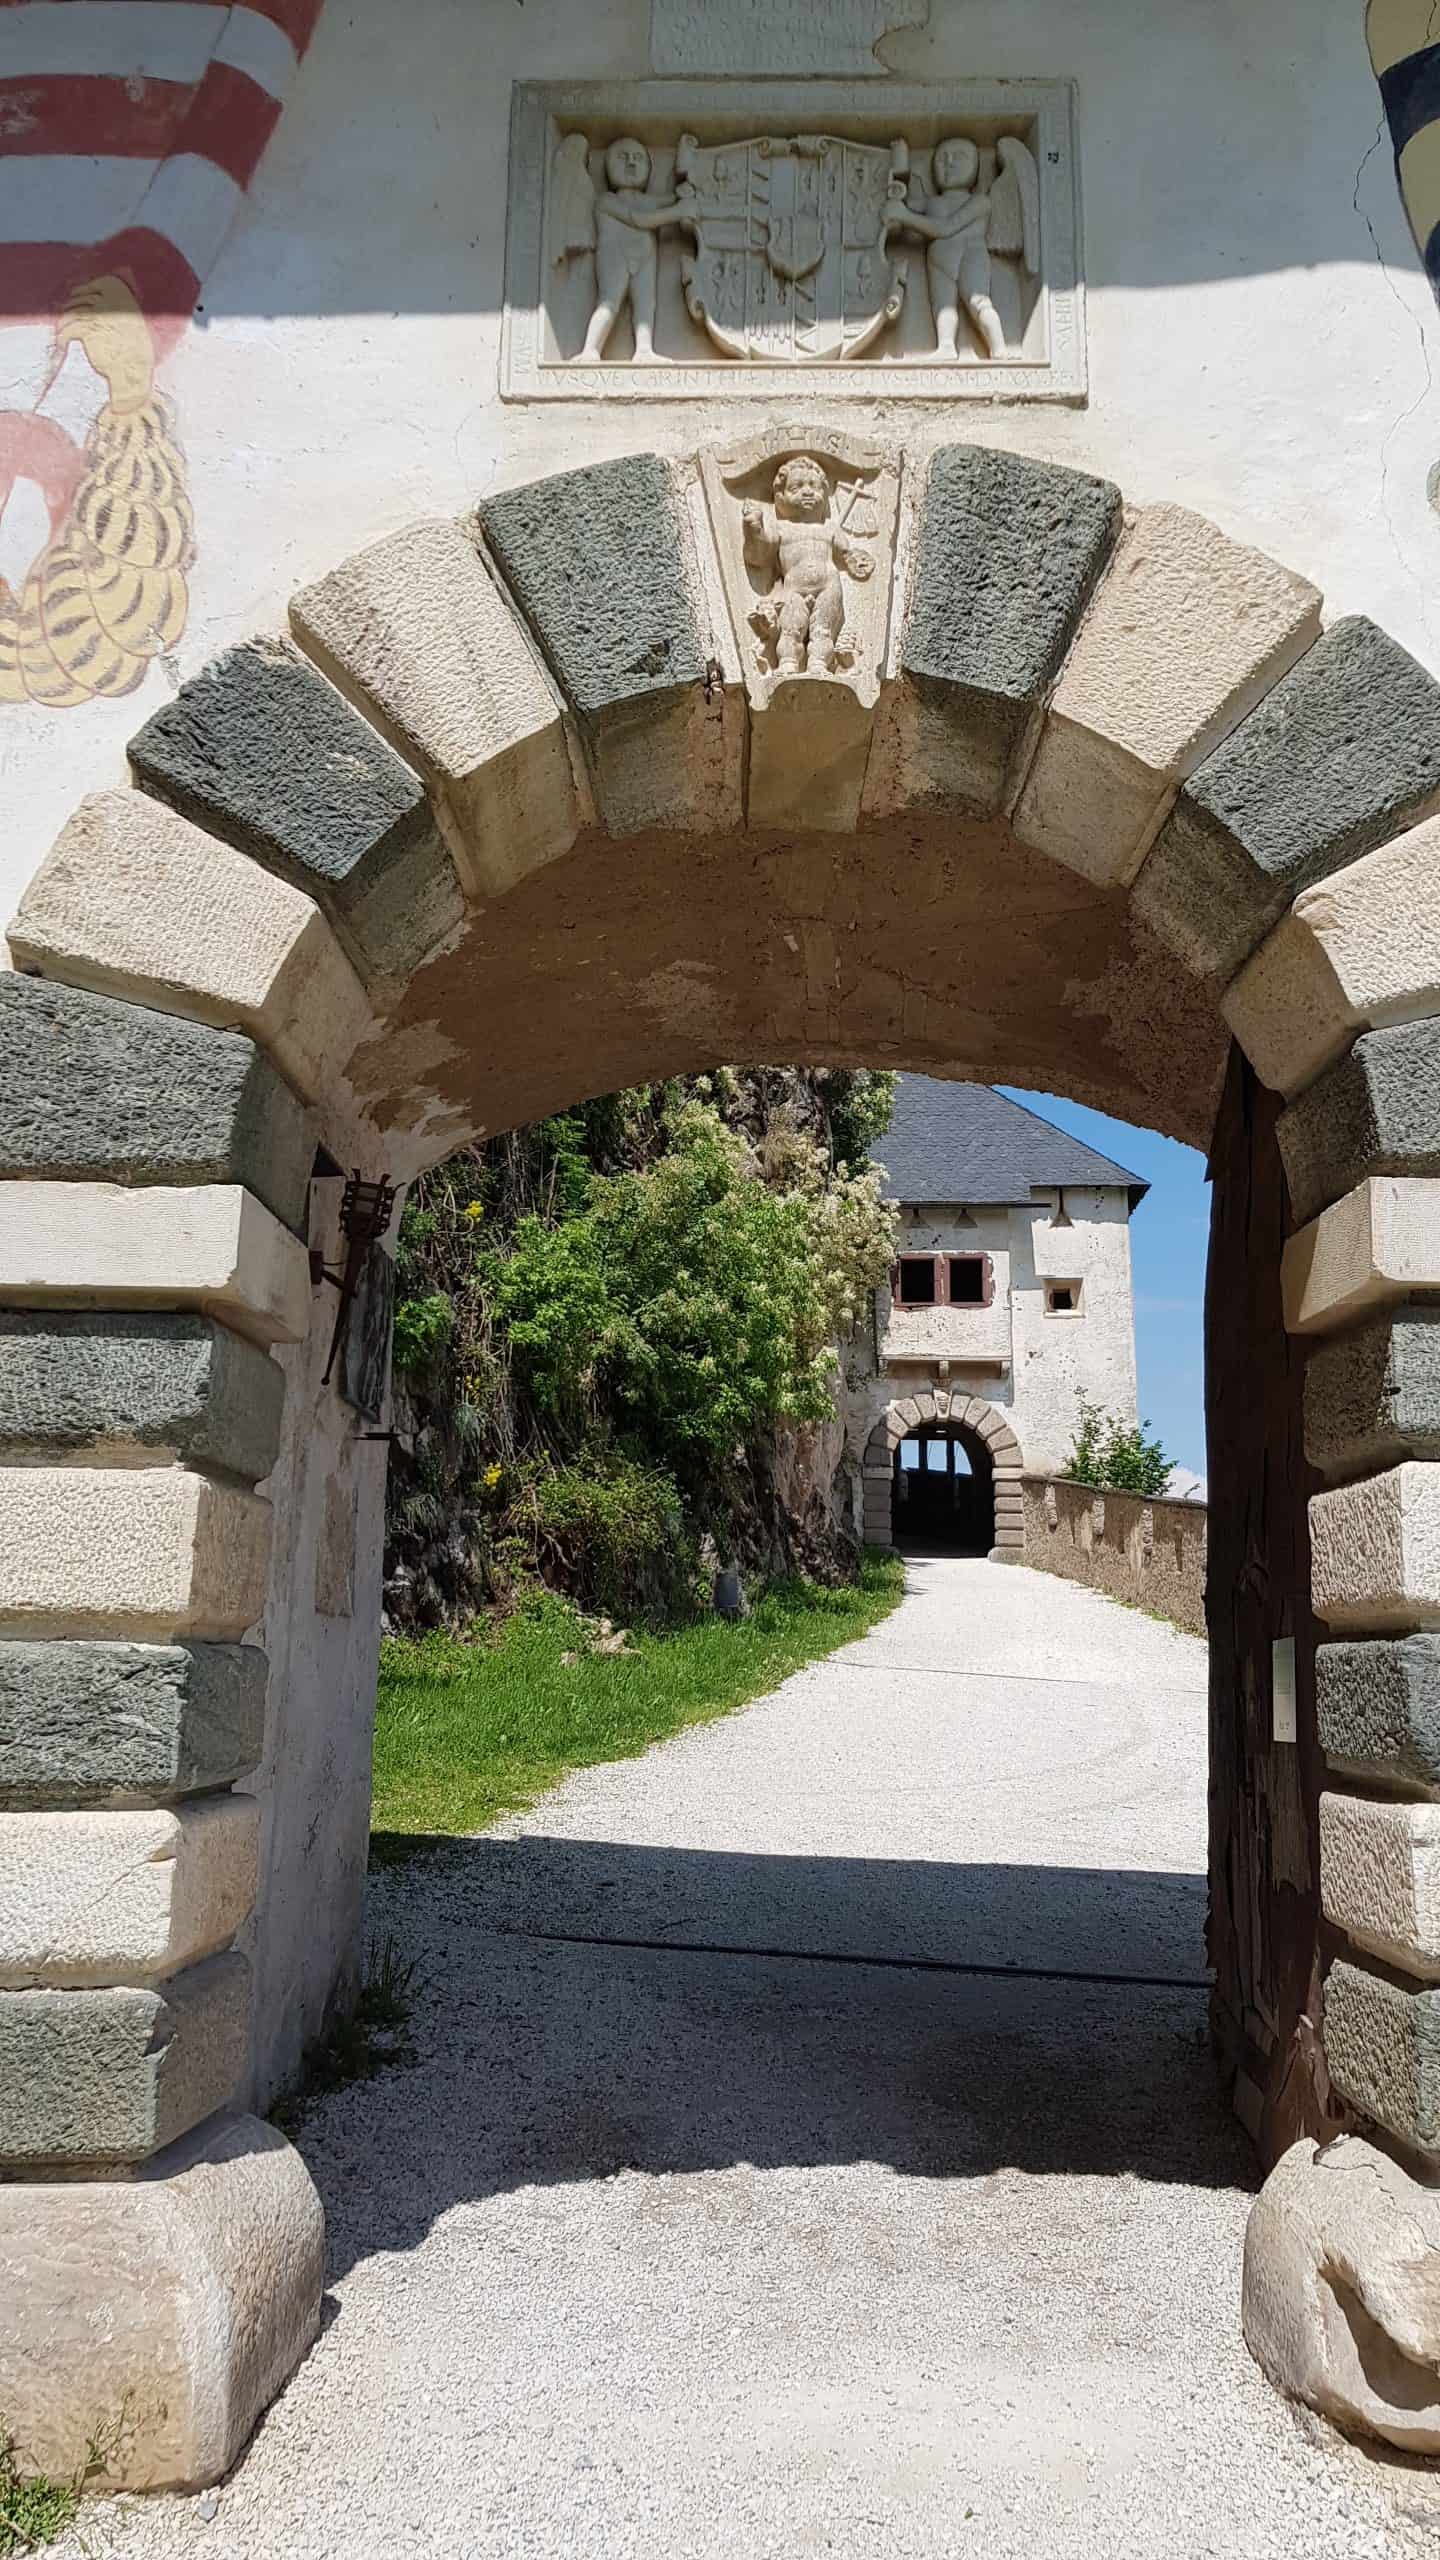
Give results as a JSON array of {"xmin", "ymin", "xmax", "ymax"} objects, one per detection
[
  {"xmin": 948, "ymin": 1257, "xmax": 986, "ymax": 1305},
  {"xmin": 896, "ymin": 1258, "xmax": 936, "ymax": 1307},
  {"xmin": 1046, "ymin": 1281, "xmax": 1080, "ymax": 1314}
]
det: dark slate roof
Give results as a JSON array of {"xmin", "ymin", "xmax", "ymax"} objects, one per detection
[{"xmin": 872, "ymin": 1077, "xmax": 1148, "ymax": 1211}]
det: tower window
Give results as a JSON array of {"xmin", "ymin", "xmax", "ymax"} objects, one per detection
[
  {"xmin": 948, "ymin": 1256, "xmax": 986, "ymax": 1305},
  {"xmin": 1046, "ymin": 1281, "xmax": 1081, "ymax": 1314}
]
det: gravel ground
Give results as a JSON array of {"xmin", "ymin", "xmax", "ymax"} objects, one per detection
[{"xmin": 64, "ymin": 1557, "xmax": 1440, "ymax": 2558}]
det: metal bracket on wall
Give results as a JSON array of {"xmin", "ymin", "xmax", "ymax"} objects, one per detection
[{"xmin": 312, "ymin": 1172, "xmax": 399, "ymax": 1389}]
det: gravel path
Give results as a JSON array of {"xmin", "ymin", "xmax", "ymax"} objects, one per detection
[{"xmin": 69, "ymin": 1558, "xmax": 1440, "ymax": 2557}]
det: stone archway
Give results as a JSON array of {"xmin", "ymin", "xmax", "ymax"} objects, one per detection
[
  {"xmin": 6, "ymin": 437, "xmax": 1440, "ymax": 2478},
  {"xmin": 862, "ymin": 1391, "xmax": 1024, "ymax": 1560}
]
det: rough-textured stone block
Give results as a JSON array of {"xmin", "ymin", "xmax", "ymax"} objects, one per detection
[
  {"xmin": 0, "ymin": 1469, "xmax": 271, "ymax": 1640},
  {"xmin": 1279, "ymin": 1018, "xmax": 1440, "ymax": 1227},
  {"xmin": 291, "ymin": 519, "xmax": 583, "ymax": 900},
  {"xmin": 6, "ymin": 791, "xmax": 375, "ymax": 1111},
  {"xmin": 1321, "ymin": 1790, "xmax": 1440, "ymax": 1976},
  {"xmin": 1310, "ymin": 1462, "xmax": 1440, "ymax": 1630},
  {"xmin": 1283, "ymin": 1177, "xmax": 1440, "ymax": 1337},
  {"xmin": 1318, "ymin": 1635, "xmax": 1440, "ymax": 1791},
  {"xmin": 1306, "ymin": 1309, "xmax": 1440, "ymax": 1480},
  {"xmin": 0, "ymin": 1791, "xmax": 257, "ymax": 1986},
  {"xmin": 0, "ymin": 2111, "xmax": 323, "ymax": 2489},
  {"xmin": 0, "ymin": 1313, "xmax": 285, "ymax": 1482},
  {"xmin": 1243, "ymin": 2134, "xmax": 1440, "ymax": 2453},
  {"xmin": 0, "ymin": 1639, "xmax": 266, "ymax": 1806},
  {"xmin": 0, "ymin": 1950, "xmax": 248, "ymax": 2165},
  {"xmin": 1015, "ymin": 503, "xmax": 1320, "ymax": 886},
  {"xmin": 894, "ymin": 444, "xmax": 1121, "ymax": 816},
  {"xmin": 478, "ymin": 455, "xmax": 713, "ymax": 835},
  {"xmin": 1324, "ymin": 1955, "xmax": 1440, "ymax": 2153},
  {"xmin": 1222, "ymin": 814, "xmax": 1440, "ymax": 1098},
  {"xmin": 0, "ymin": 1181, "xmax": 311, "ymax": 1348},
  {"xmin": 0, "ymin": 976, "xmax": 313, "ymax": 1237},
  {"xmin": 1133, "ymin": 618, "xmax": 1440, "ymax": 983},
  {"xmin": 128, "ymin": 637, "xmax": 466, "ymax": 986}
]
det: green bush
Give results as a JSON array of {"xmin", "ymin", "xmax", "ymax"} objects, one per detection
[{"xmin": 1061, "ymin": 1395, "xmax": 1173, "ymax": 1498}]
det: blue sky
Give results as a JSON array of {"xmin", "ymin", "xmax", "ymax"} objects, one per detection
[{"xmin": 1000, "ymin": 1088, "xmax": 1210, "ymax": 1478}]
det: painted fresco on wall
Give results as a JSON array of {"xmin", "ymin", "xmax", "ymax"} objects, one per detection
[{"xmin": 0, "ymin": 0, "xmax": 322, "ymax": 707}]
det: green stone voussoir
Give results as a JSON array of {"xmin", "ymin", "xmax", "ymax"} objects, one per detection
[
  {"xmin": 1279, "ymin": 1018, "xmax": 1440, "ymax": 1228},
  {"xmin": 1133, "ymin": 617, "xmax": 1440, "ymax": 984},
  {"xmin": 0, "ymin": 1951, "xmax": 248, "ymax": 2166},
  {"xmin": 0, "ymin": 1313, "xmax": 285, "ymax": 1481},
  {"xmin": 477, "ymin": 455, "xmax": 707, "ymax": 834},
  {"xmin": 1318, "ymin": 1635, "xmax": 1440, "ymax": 1791},
  {"xmin": 899, "ymin": 444, "xmax": 1121, "ymax": 816},
  {"xmin": 0, "ymin": 976, "xmax": 313, "ymax": 1234},
  {"xmin": 1324, "ymin": 1957, "xmax": 1440, "ymax": 2154},
  {"xmin": 0, "ymin": 1639, "xmax": 266, "ymax": 1806},
  {"xmin": 128, "ymin": 637, "xmax": 465, "ymax": 986},
  {"xmin": 1306, "ymin": 1309, "xmax": 1440, "ymax": 1481}
]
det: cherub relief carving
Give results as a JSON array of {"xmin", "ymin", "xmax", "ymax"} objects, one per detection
[
  {"xmin": 885, "ymin": 135, "xmax": 1040, "ymax": 359},
  {"xmin": 740, "ymin": 453, "xmax": 876, "ymax": 676},
  {"xmin": 548, "ymin": 133, "xmax": 693, "ymax": 363}
]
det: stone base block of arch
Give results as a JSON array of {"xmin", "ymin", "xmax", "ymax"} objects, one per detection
[
  {"xmin": 0, "ymin": 2113, "xmax": 324, "ymax": 2491},
  {"xmin": 13, "ymin": 431, "xmax": 1440, "ymax": 2474}
]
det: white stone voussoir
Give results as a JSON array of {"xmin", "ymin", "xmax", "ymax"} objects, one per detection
[
  {"xmin": 1243, "ymin": 2134, "xmax": 1440, "ymax": 2453},
  {"xmin": 6, "ymin": 793, "xmax": 377, "ymax": 1112},
  {"xmin": 1310, "ymin": 1462, "xmax": 1440, "ymax": 1630},
  {"xmin": 1282, "ymin": 1178, "xmax": 1440, "ymax": 1337},
  {"xmin": 0, "ymin": 1183, "xmax": 312, "ymax": 1347},
  {"xmin": 0, "ymin": 1793, "xmax": 258, "ymax": 1987},
  {"xmin": 0, "ymin": 1469, "xmax": 271, "ymax": 1640},
  {"xmin": 0, "ymin": 2111, "xmax": 323, "ymax": 2489},
  {"xmin": 291, "ymin": 518, "xmax": 585, "ymax": 901},
  {"xmin": 1224, "ymin": 815, "xmax": 1440, "ymax": 1098},
  {"xmin": 1320, "ymin": 1790, "xmax": 1440, "ymax": 1977},
  {"xmin": 1013, "ymin": 503, "xmax": 1320, "ymax": 886}
]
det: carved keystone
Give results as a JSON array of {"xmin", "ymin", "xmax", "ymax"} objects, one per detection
[
  {"xmin": 291, "ymin": 520, "xmax": 584, "ymax": 901},
  {"xmin": 882, "ymin": 443, "xmax": 1120, "ymax": 818},
  {"xmin": 0, "ymin": 1313, "xmax": 285, "ymax": 1483},
  {"xmin": 129, "ymin": 638, "xmax": 466, "ymax": 989},
  {"xmin": 0, "ymin": 1951, "xmax": 249, "ymax": 2166},
  {"xmin": 478, "ymin": 455, "xmax": 721, "ymax": 838},
  {"xmin": 1133, "ymin": 618, "xmax": 1440, "ymax": 984},
  {"xmin": 700, "ymin": 429, "xmax": 901, "ymax": 834},
  {"xmin": 1279, "ymin": 1018, "xmax": 1440, "ymax": 1227},
  {"xmin": 0, "ymin": 977, "xmax": 314, "ymax": 1239}
]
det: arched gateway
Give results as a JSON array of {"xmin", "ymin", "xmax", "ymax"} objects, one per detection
[
  {"xmin": 863, "ymin": 1391, "xmax": 1024, "ymax": 1559},
  {"xmin": 7, "ymin": 436, "xmax": 1440, "ymax": 2477}
]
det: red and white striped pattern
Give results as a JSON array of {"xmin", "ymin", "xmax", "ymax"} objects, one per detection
[{"xmin": 0, "ymin": 0, "xmax": 324, "ymax": 348}]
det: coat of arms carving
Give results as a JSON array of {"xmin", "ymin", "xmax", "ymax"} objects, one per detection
[{"xmin": 503, "ymin": 81, "xmax": 1085, "ymax": 403}]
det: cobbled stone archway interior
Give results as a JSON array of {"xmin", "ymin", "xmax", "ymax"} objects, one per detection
[{"xmin": 8, "ymin": 435, "xmax": 1440, "ymax": 2478}]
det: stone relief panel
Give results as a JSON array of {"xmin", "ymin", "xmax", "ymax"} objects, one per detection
[
  {"xmin": 502, "ymin": 82, "xmax": 1084, "ymax": 403},
  {"xmin": 700, "ymin": 427, "xmax": 901, "ymax": 831}
]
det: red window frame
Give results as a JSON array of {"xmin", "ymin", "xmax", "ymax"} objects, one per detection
[{"xmin": 890, "ymin": 1252, "xmax": 994, "ymax": 1308}]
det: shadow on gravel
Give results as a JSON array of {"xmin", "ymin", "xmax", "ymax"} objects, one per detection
[{"xmin": 306, "ymin": 1837, "xmax": 1249, "ymax": 2285}]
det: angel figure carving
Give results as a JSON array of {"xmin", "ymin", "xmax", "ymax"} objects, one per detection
[
  {"xmin": 885, "ymin": 134, "xmax": 1040, "ymax": 359},
  {"xmin": 548, "ymin": 133, "xmax": 692, "ymax": 364},
  {"xmin": 741, "ymin": 454, "xmax": 875, "ymax": 678}
]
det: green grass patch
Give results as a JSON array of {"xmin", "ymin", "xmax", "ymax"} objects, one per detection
[
  {"xmin": 0, "ymin": 2409, "xmax": 130, "ymax": 2552},
  {"xmin": 371, "ymin": 1551, "xmax": 904, "ymax": 1842}
]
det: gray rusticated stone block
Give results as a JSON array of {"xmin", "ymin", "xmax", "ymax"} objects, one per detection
[
  {"xmin": 1318, "ymin": 1636, "xmax": 1440, "ymax": 1790},
  {"xmin": 477, "ymin": 455, "xmax": 707, "ymax": 832},
  {"xmin": 128, "ymin": 637, "xmax": 465, "ymax": 985},
  {"xmin": 1279, "ymin": 1017, "xmax": 1440, "ymax": 1227},
  {"xmin": 899, "ymin": 444, "xmax": 1122, "ymax": 815},
  {"xmin": 0, "ymin": 975, "xmax": 313, "ymax": 1235},
  {"xmin": 1325, "ymin": 1957, "xmax": 1440, "ymax": 2154},
  {"xmin": 1134, "ymin": 618, "xmax": 1440, "ymax": 984},
  {"xmin": 0, "ymin": 1640, "xmax": 266, "ymax": 1806},
  {"xmin": 0, "ymin": 1313, "xmax": 284, "ymax": 1482},
  {"xmin": 0, "ymin": 1950, "xmax": 248, "ymax": 2165},
  {"xmin": 1307, "ymin": 1309, "xmax": 1440, "ymax": 1481}
]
